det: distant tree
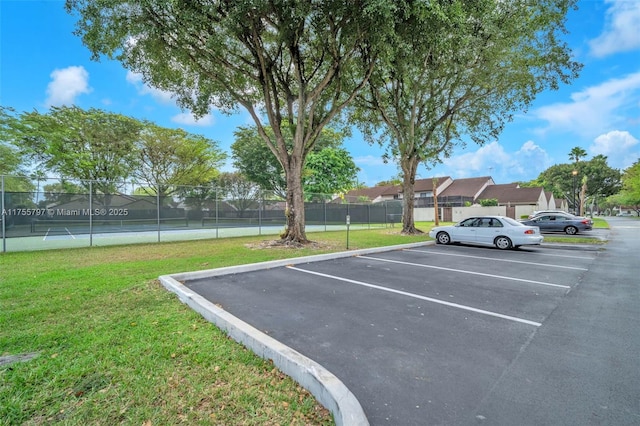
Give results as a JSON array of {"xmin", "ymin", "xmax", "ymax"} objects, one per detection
[
  {"xmin": 611, "ymin": 160, "xmax": 640, "ymax": 214},
  {"xmin": 527, "ymin": 155, "xmax": 621, "ymax": 211},
  {"xmin": 0, "ymin": 107, "xmax": 34, "ymax": 192},
  {"xmin": 621, "ymin": 160, "xmax": 640, "ymax": 199},
  {"xmin": 569, "ymin": 147, "xmax": 588, "ymax": 164},
  {"xmin": 232, "ymin": 125, "xmax": 355, "ymax": 197},
  {"xmin": 132, "ymin": 123, "xmax": 226, "ymax": 197},
  {"xmin": 304, "ymin": 147, "xmax": 359, "ymax": 200},
  {"xmin": 478, "ymin": 199, "xmax": 498, "ymax": 207},
  {"xmin": 353, "ymin": 0, "xmax": 581, "ymax": 234},
  {"xmin": 375, "ymin": 178, "xmax": 402, "ymax": 187},
  {"xmin": 177, "ymin": 185, "xmax": 218, "ymax": 219},
  {"xmin": 67, "ymin": 0, "xmax": 397, "ymax": 244},
  {"xmin": 8, "ymin": 106, "xmax": 141, "ymax": 196},
  {"xmin": 231, "ymin": 126, "xmax": 288, "ymax": 198},
  {"xmin": 578, "ymin": 155, "xmax": 622, "ymax": 213},
  {"xmin": 40, "ymin": 180, "xmax": 86, "ymax": 207},
  {"xmin": 0, "ymin": 144, "xmax": 34, "ymax": 193},
  {"xmin": 217, "ymin": 172, "xmax": 262, "ymax": 218}
]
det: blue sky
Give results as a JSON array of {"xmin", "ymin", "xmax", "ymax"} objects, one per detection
[{"xmin": 1, "ymin": 0, "xmax": 639, "ymax": 187}]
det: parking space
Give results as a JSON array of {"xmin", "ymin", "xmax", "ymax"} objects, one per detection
[{"xmin": 180, "ymin": 242, "xmax": 600, "ymax": 425}]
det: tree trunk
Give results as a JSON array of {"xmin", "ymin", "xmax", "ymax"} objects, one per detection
[
  {"xmin": 579, "ymin": 179, "xmax": 587, "ymax": 217},
  {"xmin": 400, "ymin": 157, "xmax": 423, "ymax": 235},
  {"xmin": 280, "ymin": 156, "xmax": 309, "ymax": 244}
]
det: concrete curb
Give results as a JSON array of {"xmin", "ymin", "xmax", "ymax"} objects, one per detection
[{"xmin": 159, "ymin": 241, "xmax": 431, "ymax": 426}]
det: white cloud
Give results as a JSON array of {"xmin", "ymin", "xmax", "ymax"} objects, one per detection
[
  {"xmin": 171, "ymin": 112, "xmax": 214, "ymax": 126},
  {"xmin": 45, "ymin": 66, "xmax": 92, "ymax": 107},
  {"xmin": 511, "ymin": 140, "xmax": 553, "ymax": 176},
  {"xmin": 590, "ymin": 130, "xmax": 640, "ymax": 169},
  {"xmin": 442, "ymin": 140, "xmax": 551, "ymax": 182},
  {"xmin": 589, "ymin": 0, "xmax": 640, "ymax": 58},
  {"xmin": 354, "ymin": 154, "xmax": 387, "ymax": 167},
  {"xmin": 443, "ymin": 141, "xmax": 510, "ymax": 178},
  {"xmin": 126, "ymin": 70, "xmax": 174, "ymax": 104},
  {"xmin": 533, "ymin": 72, "xmax": 640, "ymax": 137}
]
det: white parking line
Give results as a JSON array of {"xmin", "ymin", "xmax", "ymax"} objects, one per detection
[
  {"xmin": 358, "ymin": 255, "xmax": 571, "ymax": 289},
  {"xmin": 403, "ymin": 249, "xmax": 588, "ymax": 271},
  {"xmin": 287, "ymin": 266, "xmax": 541, "ymax": 327}
]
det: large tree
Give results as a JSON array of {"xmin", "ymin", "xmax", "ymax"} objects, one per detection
[
  {"xmin": 133, "ymin": 123, "xmax": 226, "ymax": 197},
  {"xmin": 66, "ymin": 0, "xmax": 396, "ymax": 244},
  {"xmin": 353, "ymin": 0, "xmax": 581, "ymax": 234}
]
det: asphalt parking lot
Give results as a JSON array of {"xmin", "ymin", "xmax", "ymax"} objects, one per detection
[{"xmin": 164, "ymin": 220, "xmax": 640, "ymax": 425}]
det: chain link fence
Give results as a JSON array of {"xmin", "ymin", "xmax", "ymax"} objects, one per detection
[{"xmin": 1, "ymin": 175, "xmax": 402, "ymax": 252}]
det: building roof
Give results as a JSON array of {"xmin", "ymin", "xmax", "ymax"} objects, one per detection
[
  {"xmin": 343, "ymin": 184, "xmax": 400, "ymax": 202},
  {"xmin": 545, "ymin": 191, "xmax": 555, "ymax": 203},
  {"xmin": 440, "ymin": 176, "xmax": 494, "ymax": 198},
  {"xmin": 412, "ymin": 177, "xmax": 451, "ymax": 192},
  {"xmin": 477, "ymin": 184, "xmax": 544, "ymax": 205}
]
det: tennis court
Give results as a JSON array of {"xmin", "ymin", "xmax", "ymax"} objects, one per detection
[
  {"xmin": 2, "ymin": 179, "xmax": 402, "ymax": 252},
  {"xmin": 1, "ymin": 220, "xmax": 376, "ymax": 252}
]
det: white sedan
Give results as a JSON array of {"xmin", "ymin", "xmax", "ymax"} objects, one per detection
[{"xmin": 428, "ymin": 216, "xmax": 543, "ymax": 250}]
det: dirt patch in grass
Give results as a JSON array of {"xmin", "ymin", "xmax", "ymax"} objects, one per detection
[
  {"xmin": 0, "ymin": 352, "xmax": 39, "ymax": 366},
  {"xmin": 244, "ymin": 239, "xmax": 341, "ymax": 251}
]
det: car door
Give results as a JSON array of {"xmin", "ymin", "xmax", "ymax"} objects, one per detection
[
  {"xmin": 451, "ymin": 217, "xmax": 478, "ymax": 243},
  {"xmin": 533, "ymin": 215, "xmax": 555, "ymax": 232},
  {"xmin": 473, "ymin": 217, "xmax": 502, "ymax": 245}
]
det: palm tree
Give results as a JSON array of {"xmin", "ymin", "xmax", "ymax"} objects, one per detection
[
  {"xmin": 568, "ymin": 147, "xmax": 587, "ymax": 214},
  {"xmin": 569, "ymin": 147, "xmax": 587, "ymax": 164}
]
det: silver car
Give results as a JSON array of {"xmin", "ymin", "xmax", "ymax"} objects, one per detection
[
  {"xmin": 429, "ymin": 216, "xmax": 543, "ymax": 250},
  {"xmin": 520, "ymin": 212, "xmax": 593, "ymax": 235}
]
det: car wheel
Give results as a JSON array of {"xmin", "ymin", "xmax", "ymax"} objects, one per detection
[
  {"xmin": 565, "ymin": 226, "xmax": 578, "ymax": 235},
  {"xmin": 436, "ymin": 232, "xmax": 451, "ymax": 245},
  {"xmin": 494, "ymin": 236, "xmax": 512, "ymax": 250}
]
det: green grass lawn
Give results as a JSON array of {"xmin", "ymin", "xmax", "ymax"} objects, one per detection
[{"xmin": 1, "ymin": 226, "xmax": 427, "ymax": 425}]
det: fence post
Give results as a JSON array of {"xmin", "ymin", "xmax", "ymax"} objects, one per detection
[
  {"xmin": 89, "ymin": 180, "xmax": 93, "ymax": 247},
  {"xmin": 384, "ymin": 201, "xmax": 388, "ymax": 227},
  {"xmin": 156, "ymin": 190, "xmax": 161, "ymax": 243},
  {"xmin": 215, "ymin": 189, "xmax": 219, "ymax": 239},
  {"xmin": 1, "ymin": 175, "xmax": 5, "ymax": 253},
  {"xmin": 324, "ymin": 200, "xmax": 327, "ymax": 231},
  {"xmin": 258, "ymin": 192, "xmax": 263, "ymax": 236}
]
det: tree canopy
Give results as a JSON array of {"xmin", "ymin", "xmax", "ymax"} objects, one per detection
[
  {"xmin": 304, "ymin": 147, "xmax": 359, "ymax": 199},
  {"xmin": 352, "ymin": 0, "xmax": 581, "ymax": 234},
  {"xmin": 0, "ymin": 107, "xmax": 33, "ymax": 191},
  {"xmin": 2, "ymin": 106, "xmax": 226, "ymax": 198},
  {"xmin": 66, "ymin": 0, "xmax": 397, "ymax": 244},
  {"xmin": 610, "ymin": 160, "xmax": 640, "ymax": 214},
  {"xmin": 232, "ymin": 124, "xmax": 356, "ymax": 198},
  {"xmin": 8, "ymin": 106, "xmax": 142, "ymax": 195},
  {"xmin": 133, "ymin": 123, "xmax": 226, "ymax": 197},
  {"xmin": 524, "ymin": 154, "xmax": 622, "ymax": 213},
  {"xmin": 569, "ymin": 146, "xmax": 588, "ymax": 163}
]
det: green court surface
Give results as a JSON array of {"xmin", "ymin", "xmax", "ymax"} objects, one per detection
[{"xmin": 1, "ymin": 223, "xmax": 384, "ymax": 252}]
